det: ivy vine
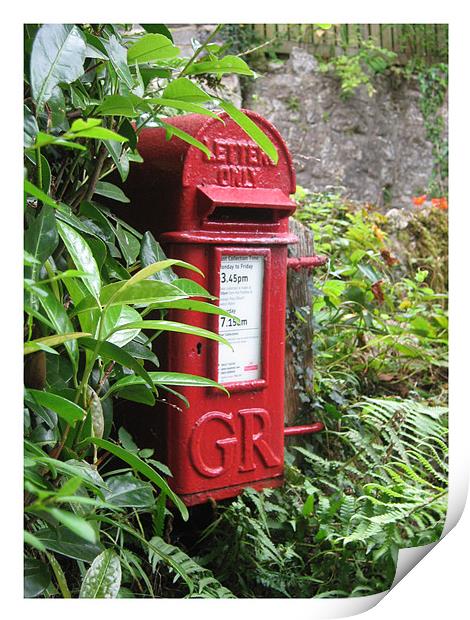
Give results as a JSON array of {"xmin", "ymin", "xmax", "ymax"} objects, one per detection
[{"xmin": 417, "ymin": 63, "xmax": 448, "ymax": 197}]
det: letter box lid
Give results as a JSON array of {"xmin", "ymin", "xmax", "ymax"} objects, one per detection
[{"xmin": 197, "ymin": 186, "xmax": 296, "ymax": 216}]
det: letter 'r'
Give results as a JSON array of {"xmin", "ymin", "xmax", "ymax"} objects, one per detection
[{"xmin": 238, "ymin": 408, "xmax": 281, "ymax": 472}]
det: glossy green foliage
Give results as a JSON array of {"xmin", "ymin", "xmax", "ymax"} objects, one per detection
[{"xmin": 24, "ymin": 22, "xmax": 273, "ymax": 599}]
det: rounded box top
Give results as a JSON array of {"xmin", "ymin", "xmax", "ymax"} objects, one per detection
[{"xmin": 135, "ymin": 110, "xmax": 296, "ymax": 196}]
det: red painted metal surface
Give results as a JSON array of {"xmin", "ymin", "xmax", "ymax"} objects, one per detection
[
  {"xmin": 287, "ymin": 255, "xmax": 328, "ymax": 271},
  {"xmin": 121, "ymin": 111, "xmax": 325, "ymax": 506},
  {"xmin": 284, "ymin": 423, "xmax": 325, "ymax": 436}
]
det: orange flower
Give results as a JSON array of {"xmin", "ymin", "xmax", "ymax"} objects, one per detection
[
  {"xmin": 431, "ymin": 197, "xmax": 448, "ymax": 211},
  {"xmin": 372, "ymin": 224, "xmax": 385, "ymax": 242},
  {"xmin": 412, "ymin": 194, "xmax": 427, "ymax": 206}
]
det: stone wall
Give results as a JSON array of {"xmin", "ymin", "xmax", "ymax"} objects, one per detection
[
  {"xmin": 169, "ymin": 27, "xmax": 447, "ymax": 208},
  {"xmin": 244, "ymin": 48, "xmax": 448, "ymax": 208}
]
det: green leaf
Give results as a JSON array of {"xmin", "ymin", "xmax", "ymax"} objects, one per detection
[
  {"xmin": 24, "ymin": 558, "xmax": 51, "ymax": 598},
  {"xmin": 122, "ymin": 340, "xmax": 159, "ymax": 366},
  {"xmin": 79, "ymin": 337, "xmax": 156, "ymax": 393},
  {"xmin": 85, "ymin": 42, "xmax": 108, "ymax": 60},
  {"xmin": 109, "ymin": 319, "xmax": 232, "ymax": 349},
  {"xmin": 185, "ymin": 55, "xmax": 254, "ymax": 77},
  {"xmin": 357, "ymin": 263, "xmax": 381, "ymax": 283},
  {"xmin": 173, "ymin": 278, "xmax": 216, "ymax": 299},
  {"xmin": 89, "ymin": 438, "xmax": 188, "ymax": 521},
  {"xmin": 117, "ymin": 384, "xmax": 156, "ymax": 406},
  {"xmin": 79, "ymin": 549, "xmax": 121, "ymax": 598},
  {"xmin": 105, "ymin": 139, "xmax": 130, "ymax": 182},
  {"xmin": 80, "ymin": 127, "xmax": 127, "ymax": 142},
  {"xmin": 26, "ymin": 389, "xmax": 86, "ymax": 426},
  {"xmin": 44, "ymin": 507, "xmax": 98, "ymax": 544},
  {"xmin": 70, "ymin": 84, "xmax": 90, "ymax": 110},
  {"xmin": 106, "ymin": 371, "xmax": 228, "ymax": 400},
  {"xmin": 32, "ymin": 131, "xmax": 87, "ymax": 151},
  {"xmin": 157, "ymin": 384, "xmax": 189, "ymax": 408},
  {"xmin": 95, "ymin": 95, "xmax": 138, "ymax": 117},
  {"xmin": 30, "ymin": 24, "xmax": 87, "ymax": 111},
  {"xmin": 98, "ymin": 205, "xmax": 143, "ymax": 238},
  {"xmin": 147, "ymin": 97, "xmax": 221, "ymax": 120},
  {"xmin": 219, "ymin": 101, "xmax": 278, "ymax": 164},
  {"xmin": 55, "ymin": 203, "xmax": 103, "ymax": 238},
  {"xmin": 410, "ymin": 316, "xmax": 435, "ymax": 338},
  {"xmin": 162, "ymin": 77, "xmax": 212, "ymax": 103},
  {"xmin": 34, "ymin": 526, "xmax": 102, "ymax": 562},
  {"xmin": 24, "ymin": 332, "xmax": 91, "ymax": 355},
  {"xmin": 140, "ymin": 66, "xmax": 171, "ymax": 86},
  {"xmin": 24, "ymin": 204, "xmax": 59, "ymax": 286},
  {"xmin": 302, "ymin": 494, "xmax": 315, "ymax": 517},
  {"xmin": 38, "ymin": 287, "xmax": 79, "ymax": 368},
  {"xmin": 24, "ymin": 180, "xmax": 58, "ymax": 207},
  {"xmin": 148, "ymin": 299, "xmax": 235, "ymax": 319},
  {"xmin": 83, "ymin": 31, "xmax": 108, "ymax": 58},
  {"xmin": 95, "ymin": 181, "xmax": 130, "ymax": 203},
  {"xmin": 39, "ymin": 154, "xmax": 51, "ymax": 194},
  {"xmin": 161, "ymin": 121, "xmax": 212, "ymax": 159},
  {"xmin": 68, "ymin": 118, "xmax": 101, "ymax": 131},
  {"xmin": 141, "ymin": 24, "xmax": 174, "ymax": 41},
  {"xmin": 118, "ymin": 427, "xmax": 139, "ymax": 452},
  {"xmin": 128, "ymin": 33, "xmax": 180, "ymax": 63},
  {"xmin": 66, "ymin": 118, "xmax": 127, "ymax": 142},
  {"xmin": 103, "ymin": 255, "xmax": 131, "ymax": 282},
  {"xmin": 87, "ymin": 236, "xmax": 107, "ymax": 271},
  {"xmin": 73, "ymin": 280, "xmax": 187, "ymax": 315},
  {"xmin": 57, "ymin": 220, "xmax": 101, "ymax": 301},
  {"xmin": 102, "ymin": 35, "xmax": 134, "ymax": 89},
  {"xmin": 118, "ymin": 119, "xmax": 138, "ymax": 149},
  {"xmin": 25, "ymin": 388, "xmax": 58, "ymax": 428},
  {"xmin": 117, "ymin": 260, "xmax": 203, "ymax": 296},
  {"xmin": 24, "ymin": 105, "xmax": 39, "ymax": 147},
  {"xmin": 79, "ymin": 201, "xmax": 116, "ymax": 242},
  {"xmin": 115, "ymin": 222, "xmax": 139, "ymax": 265},
  {"xmin": 46, "ymin": 551, "xmax": 71, "ymax": 598},
  {"xmin": 103, "ymin": 473, "xmax": 154, "ymax": 507},
  {"xmin": 102, "ymin": 304, "xmax": 141, "ymax": 347},
  {"xmin": 24, "ymin": 530, "xmax": 47, "ymax": 553},
  {"xmin": 140, "ymin": 232, "xmax": 177, "ymax": 283},
  {"xmin": 46, "ymin": 86, "xmax": 68, "ymax": 131}
]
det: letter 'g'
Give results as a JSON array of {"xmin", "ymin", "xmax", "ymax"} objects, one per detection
[{"xmin": 189, "ymin": 411, "xmax": 237, "ymax": 478}]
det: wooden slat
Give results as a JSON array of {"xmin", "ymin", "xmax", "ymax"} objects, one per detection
[
  {"xmin": 276, "ymin": 23, "xmax": 289, "ymax": 52},
  {"xmin": 393, "ymin": 24, "xmax": 407, "ymax": 63},
  {"xmin": 360, "ymin": 23, "xmax": 370, "ymax": 42},
  {"xmin": 437, "ymin": 23, "xmax": 449, "ymax": 61},
  {"xmin": 250, "ymin": 22, "xmax": 447, "ymax": 63},
  {"xmin": 381, "ymin": 23, "xmax": 393, "ymax": 50},
  {"xmin": 370, "ymin": 23, "xmax": 381, "ymax": 45}
]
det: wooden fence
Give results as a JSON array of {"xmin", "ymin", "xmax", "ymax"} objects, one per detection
[{"xmin": 250, "ymin": 24, "xmax": 448, "ymax": 63}]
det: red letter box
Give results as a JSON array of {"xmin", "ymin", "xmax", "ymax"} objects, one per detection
[{"xmin": 121, "ymin": 111, "xmax": 325, "ymax": 505}]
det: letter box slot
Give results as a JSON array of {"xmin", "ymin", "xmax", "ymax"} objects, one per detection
[
  {"xmin": 207, "ymin": 206, "xmax": 275, "ymax": 224},
  {"xmin": 197, "ymin": 185, "xmax": 296, "ymax": 229}
]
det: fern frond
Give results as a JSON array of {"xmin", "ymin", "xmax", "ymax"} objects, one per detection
[{"xmin": 148, "ymin": 536, "xmax": 235, "ymax": 598}]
